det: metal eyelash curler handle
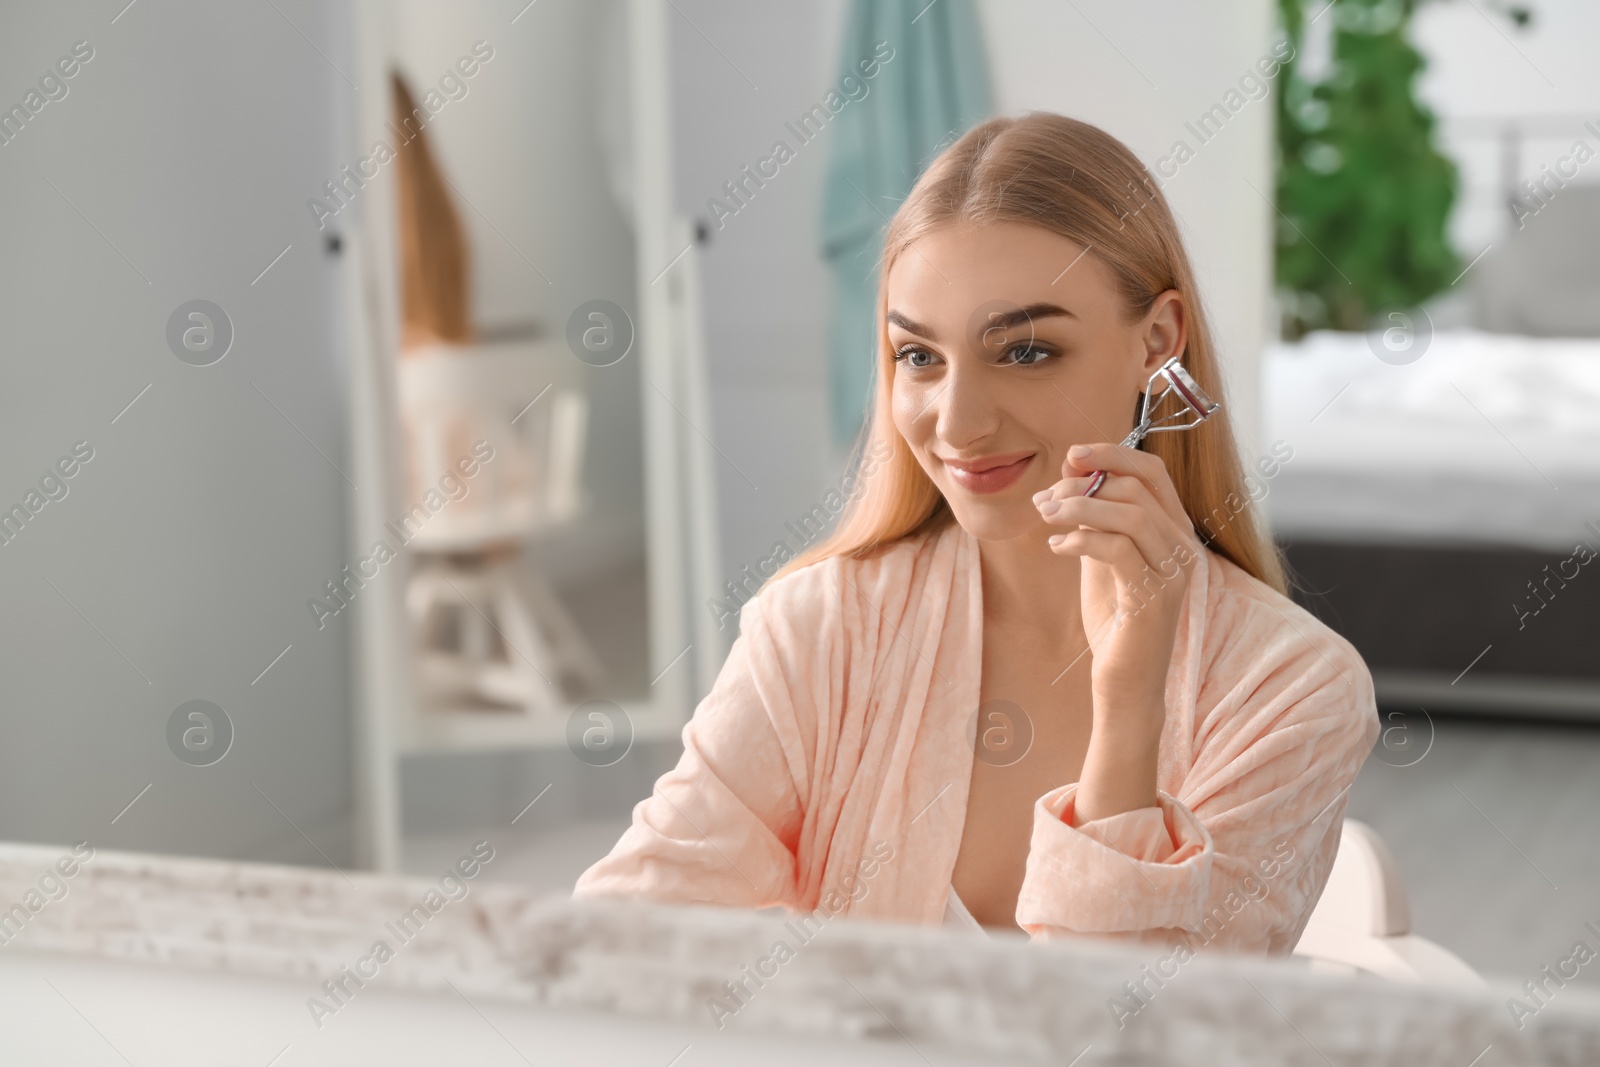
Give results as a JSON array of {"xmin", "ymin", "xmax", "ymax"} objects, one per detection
[{"xmin": 1080, "ymin": 356, "xmax": 1220, "ymax": 498}]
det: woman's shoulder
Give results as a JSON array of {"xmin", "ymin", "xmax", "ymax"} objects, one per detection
[
  {"xmin": 740, "ymin": 523, "xmax": 953, "ymax": 636},
  {"xmin": 1194, "ymin": 546, "xmax": 1379, "ymax": 746}
]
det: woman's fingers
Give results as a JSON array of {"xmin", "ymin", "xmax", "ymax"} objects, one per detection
[
  {"xmin": 1038, "ymin": 462, "xmax": 1166, "ymax": 533},
  {"xmin": 1041, "ymin": 492, "xmax": 1177, "ymax": 578},
  {"xmin": 1052, "ymin": 441, "xmax": 1191, "ymax": 530},
  {"xmin": 1045, "ymin": 528, "xmax": 1151, "ymax": 610},
  {"xmin": 1035, "ymin": 456, "xmax": 1201, "ymax": 590},
  {"xmin": 1032, "ymin": 475, "xmax": 1092, "ymax": 501}
]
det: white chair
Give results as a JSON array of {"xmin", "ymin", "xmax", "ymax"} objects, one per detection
[
  {"xmin": 397, "ymin": 339, "xmax": 604, "ymax": 714},
  {"xmin": 1293, "ymin": 819, "xmax": 1486, "ymax": 989}
]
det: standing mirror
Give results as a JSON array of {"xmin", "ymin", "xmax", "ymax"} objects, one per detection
[{"xmin": 344, "ymin": 0, "xmax": 724, "ymax": 871}]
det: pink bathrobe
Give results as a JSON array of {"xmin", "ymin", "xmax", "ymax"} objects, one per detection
[{"xmin": 573, "ymin": 518, "xmax": 1381, "ymax": 954}]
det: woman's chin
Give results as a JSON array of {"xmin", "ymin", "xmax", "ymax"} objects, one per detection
[{"xmin": 946, "ymin": 499, "xmax": 1047, "ymax": 543}]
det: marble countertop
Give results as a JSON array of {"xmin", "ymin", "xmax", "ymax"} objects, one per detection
[{"xmin": 1, "ymin": 842, "xmax": 1596, "ymax": 1065}]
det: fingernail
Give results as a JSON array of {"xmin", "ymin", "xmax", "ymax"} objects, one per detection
[
  {"xmin": 1048, "ymin": 533, "xmax": 1066, "ymax": 547},
  {"xmin": 1032, "ymin": 488, "xmax": 1052, "ymax": 504},
  {"xmin": 1039, "ymin": 499, "xmax": 1061, "ymax": 516},
  {"xmin": 1068, "ymin": 445, "xmax": 1090, "ymax": 460}
]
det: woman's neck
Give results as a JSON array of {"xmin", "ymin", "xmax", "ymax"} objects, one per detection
[{"xmin": 976, "ymin": 528, "xmax": 1087, "ymax": 647}]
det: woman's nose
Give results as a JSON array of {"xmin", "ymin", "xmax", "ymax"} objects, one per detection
[{"xmin": 933, "ymin": 357, "xmax": 1002, "ymax": 450}]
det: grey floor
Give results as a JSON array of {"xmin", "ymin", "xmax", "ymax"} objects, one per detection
[
  {"xmin": 404, "ymin": 816, "xmax": 631, "ymax": 899},
  {"xmin": 1345, "ymin": 712, "xmax": 1600, "ymax": 993},
  {"xmin": 405, "ymin": 713, "xmax": 1600, "ymax": 994}
]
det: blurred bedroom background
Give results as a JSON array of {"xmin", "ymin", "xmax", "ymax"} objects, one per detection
[{"xmin": 0, "ymin": 0, "xmax": 1595, "ymax": 999}]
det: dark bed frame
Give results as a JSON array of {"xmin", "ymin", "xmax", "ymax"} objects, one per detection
[{"xmin": 1279, "ymin": 539, "xmax": 1600, "ymax": 722}]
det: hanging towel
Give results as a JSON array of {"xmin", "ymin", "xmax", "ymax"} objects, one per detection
[{"xmin": 820, "ymin": 0, "xmax": 993, "ymax": 448}]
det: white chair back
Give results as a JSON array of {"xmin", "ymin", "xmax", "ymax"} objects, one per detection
[
  {"xmin": 396, "ymin": 340, "xmax": 587, "ymax": 552},
  {"xmin": 1294, "ymin": 819, "xmax": 1485, "ymax": 989}
]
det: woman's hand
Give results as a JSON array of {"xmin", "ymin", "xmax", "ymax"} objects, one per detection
[{"xmin": 1032, "ymin": 441, "xmax": 1203, "ymax": 819}]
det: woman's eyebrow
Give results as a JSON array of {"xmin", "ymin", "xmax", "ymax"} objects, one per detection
[{"xmin": 887, "ymin": 302, "xmax": 1076, "ymax": 339}]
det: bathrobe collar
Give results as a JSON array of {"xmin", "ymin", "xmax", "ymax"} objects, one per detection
[{"xmin": 852, "ymin": 518, "xmax": 1212, "ymax": 926}]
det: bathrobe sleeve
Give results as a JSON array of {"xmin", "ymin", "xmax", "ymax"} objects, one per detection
[
  {"xmin": 571, "ymin": 578, "xmax": 822, "ymax": 910},
  {"xmin": 1014, "ymin": 598, "xmax": 1381, "ymax": 955}
]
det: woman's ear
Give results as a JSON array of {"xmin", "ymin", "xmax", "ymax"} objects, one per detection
[{"xmin": 1140, "ymin": 290, "xmax": 1187, "ymax": 376}]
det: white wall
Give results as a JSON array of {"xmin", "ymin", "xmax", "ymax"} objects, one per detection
[
  {"xmin": 667, "ymin": 0, "xmax": 844, "ymax": 616},
  {"xmin": 0, "ymin": 0, "xmax": 356, "ymax": 862},
  {"xmin": 1411, "ymin": 0, "xmax": 1600, "ymax": 259}
]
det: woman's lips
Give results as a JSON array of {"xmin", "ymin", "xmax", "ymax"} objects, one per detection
[{"xmin": 943, "ymin": 452, "xmax": 1035, "ymax": 495}]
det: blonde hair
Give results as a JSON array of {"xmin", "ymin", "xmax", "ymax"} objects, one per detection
[
  {"xmin": 392, "ymin": 71, "xmax": 474, "ymax": 349},
  {"xmin": 774, "ymin": 112, "xmax": 1287, "ymax": 595}
]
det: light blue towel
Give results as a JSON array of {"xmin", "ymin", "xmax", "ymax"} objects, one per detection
[{"xmin": 821, "ymin": 0, "xmax": 993, "ymax": 448}]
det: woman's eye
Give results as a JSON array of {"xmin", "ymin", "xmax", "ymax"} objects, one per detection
[
  {"xmin": 894, "ymin": 346, "xmax": 936, "ymax": 368},
  {"xmin": 1000, "ymin": 343, "xmax": 1054, "ymax": 366}
]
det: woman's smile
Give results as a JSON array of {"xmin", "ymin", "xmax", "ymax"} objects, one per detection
[{"xmin": 941, "ymin": 450, "xmax": 1036, "ymax": 494}]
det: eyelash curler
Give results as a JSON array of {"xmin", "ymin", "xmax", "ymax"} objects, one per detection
[{"xmin": 1081, "ymin": 355, "xmax": 1220, "ymax": 498}]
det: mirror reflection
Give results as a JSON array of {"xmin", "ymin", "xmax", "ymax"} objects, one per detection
[{"xmin": 3, "ymin": 0, "xmax": 1598, "ymax": 1059}]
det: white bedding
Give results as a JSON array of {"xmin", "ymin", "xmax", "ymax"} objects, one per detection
[{"xmin": 1261, "ymin": 329, "xmax": 1600, "ymax": 550}]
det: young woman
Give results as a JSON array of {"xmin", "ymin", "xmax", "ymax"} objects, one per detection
[{"xmin": 573, "ymin": 112, "xmax": 1379, "ymax": 954}]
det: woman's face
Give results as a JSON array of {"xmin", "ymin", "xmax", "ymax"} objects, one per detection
[{"xmin": 886, "ymin": 220, "xmax": 1186, "ymax": 543}]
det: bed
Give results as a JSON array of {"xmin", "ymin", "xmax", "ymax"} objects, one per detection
[{"xmin": 1261, "ymin": 327, "xmax": 1600, "ymax": 721}]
